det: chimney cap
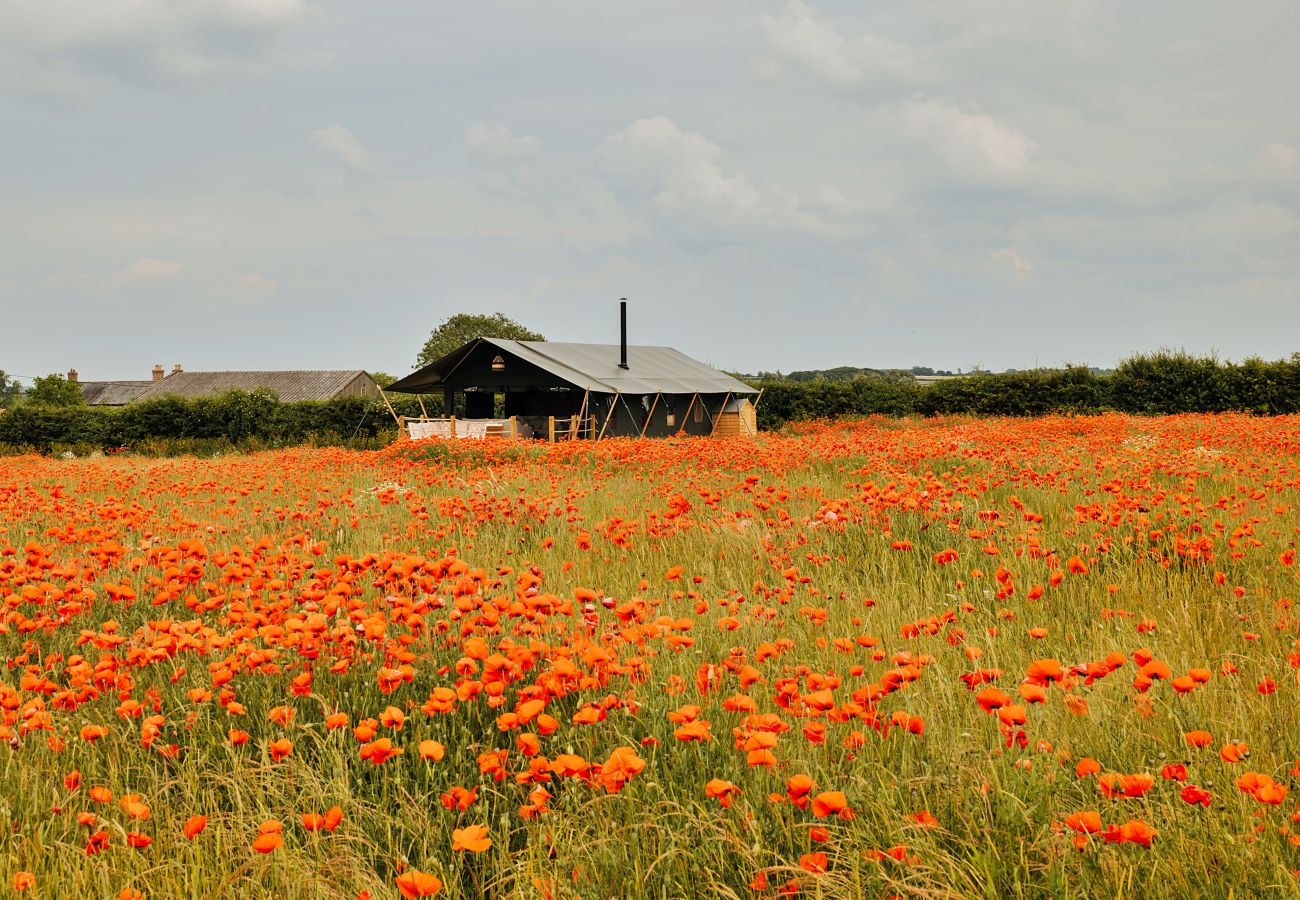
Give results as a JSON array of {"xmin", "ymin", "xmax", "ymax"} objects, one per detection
[
  {"xmin": 152, "ymin": 364, "xmax": 165, "ymax": 381},
  {"xmin": 67, "ymin": 368, "xmax": 78, "ymax": 382},
  {"xmin": 172, "ymin": 363, "xmax": 183, "ymax": 374}
]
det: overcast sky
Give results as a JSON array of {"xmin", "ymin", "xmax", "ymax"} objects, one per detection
[{"xmin": 1, "ymin": 0, "xmax": 1297, "ymax": 382}]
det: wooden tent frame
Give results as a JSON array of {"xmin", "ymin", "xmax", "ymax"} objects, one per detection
[
  {"xmin": 708, "ymin": 392, "xmax": 733, "ymax": 437},
  {"xmin": 680, "ymin": 393, "xmax": 699, "ymax": 433},
  {"xmin": 377, "ymin": 385, "xmax": 400, "ymax": 425},
  {"xmin": 596, "ymin": 389, "xmax": 622, "ymax": 441},
  {"xmin": 639, "ymin": 392, "xmax": 662, "ymax": 437}
]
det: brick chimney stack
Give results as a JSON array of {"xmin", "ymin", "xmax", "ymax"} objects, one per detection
[
  {"xmin": 172, "ymin": 364, "xmax": 183, "ymax": 375},
  {"xmin": 152, "ymin": 365, "xmax": 165, "ymax": 382},
  {"xmin": 67, "ymin": 368, "xmax": 78, "ymax": 383}
]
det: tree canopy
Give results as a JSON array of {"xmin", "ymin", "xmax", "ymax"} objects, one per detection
[
  {"xmin": 24, "ymin": 374, "xmax": 85, "ymax": 407},
  {"xmin": 416, "ymin": 313, "xmax": 544, "ymax": 369},
  {"xmin": 0, "ymin": 371, "xmax": 22, "ymax": 407}
]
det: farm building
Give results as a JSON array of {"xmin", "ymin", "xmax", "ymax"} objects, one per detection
[
  {"xmin": 73, "ymin": 377, "xmax": 154, "ymax": 406},
  {"xmin": 73, "ymin": 365, "xmax": 381, "ymax": 405},
  {"xmin": 387, "ymin": 306, "xmax": 757, "ymax": 440}
]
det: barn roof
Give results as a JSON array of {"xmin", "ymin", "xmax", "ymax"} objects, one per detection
[
  {"xmin": 131, "ymin": 371, "xmax": 373, "ymax": 403},
  {"xmin": 79, "ymin": 381, "xmax": 154, "ymax": 406},
  {"xmin": 388, "ymin": 339, "xmax": 757, "ymax": 396}
]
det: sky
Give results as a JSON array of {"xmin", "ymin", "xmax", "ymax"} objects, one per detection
[{"xmin": 1, "ymin": 0, "xmax": 1297, "ymax": 383}]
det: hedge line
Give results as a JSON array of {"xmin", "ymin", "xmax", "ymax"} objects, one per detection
[
  {"xmin": 755, "ymin": 352, "xmax": 1300, "ymax": 430},
  {"xmin": 2, "ymin": 352, "xmax": 1297, "ymax": 453},
  {"xmin": 0, "ymin": 390, "xmax": 427, "ymax": 454}
]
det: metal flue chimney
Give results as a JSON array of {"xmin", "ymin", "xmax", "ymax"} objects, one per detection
[{"xmin": 619, "ymin": 299, "xmax": 629, "ymax": 370}]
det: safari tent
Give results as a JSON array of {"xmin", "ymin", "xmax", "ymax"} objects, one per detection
[{"xmin": 386, "ymin": 304, "xmax": 758, "ymax": 440}]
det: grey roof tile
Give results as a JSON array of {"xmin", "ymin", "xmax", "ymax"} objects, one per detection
[{"xmin": 130, "ymin": 371, "xmax": 371, "ymax": 403}]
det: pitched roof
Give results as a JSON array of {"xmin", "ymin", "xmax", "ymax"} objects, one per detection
[
  {"xmin": 389, "ymin": 339, "xmax": 757, "ymax": 396},
  {"xmin": 79, "ymin": 381, "xmax": 154, "ymax": 406},
  {"xmin": 131, "ymin": 371, "xmax": 372, "ymax": 403}
]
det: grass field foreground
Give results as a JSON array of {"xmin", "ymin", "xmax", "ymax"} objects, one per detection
[{"xmin": 1, "ymin": 414, "xmax": 1298, "ymax": 898}]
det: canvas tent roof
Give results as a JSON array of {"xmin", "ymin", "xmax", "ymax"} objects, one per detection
[{"xmin": 387, "ymin": 339, "xmax": 757, "ymax": 396}]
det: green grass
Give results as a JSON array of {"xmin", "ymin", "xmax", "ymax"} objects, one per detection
[{"xmin": 0, "ymin": 415, "xmax": 1297, "ymax": 898}]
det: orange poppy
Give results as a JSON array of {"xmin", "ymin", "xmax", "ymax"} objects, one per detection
[
  {"xmin": 798, "ymin": 852, "xmax": 828, "ymax": 874},
  {"xmin": 451, "ymin": 824, "xmax": 492, "ymax": 853},
  {"xmin": 396, "ymin": 869, "xmax": 443, "ymax": 898},
  {"xmin": 810, "ymin": 791, "xmax": 849, "ymax": 818},
  {"xmin": 705, "ymin": 779, "xmax": 741, "ymax": 808},
  {"xmin": 252, "ymin": 820, "xmax": 284, "ymax": 853}
]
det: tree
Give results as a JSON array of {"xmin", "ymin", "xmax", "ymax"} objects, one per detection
[
  {"xmin": 416, "ymin": 313, "xmax": 544, "ymax": 369},
  {"xmin": 25, "ymin": 374, "xmax": 85, "ymax": 407},
  {"xmin": 368, "ymin": 372, "xmax": 399, "ymax": 388},
  {"xmin": 0, "ymin": 370, "xmax": 21, "ymax": 408}
]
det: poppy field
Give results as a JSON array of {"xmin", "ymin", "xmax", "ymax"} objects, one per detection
[{"xmin": 1, "ymin": 413, "xmax": 1298, "ymax": 899}]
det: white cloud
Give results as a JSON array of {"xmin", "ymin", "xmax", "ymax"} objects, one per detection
[
  {"xmin": 598, "ymin": 117, "xmax": 766, "ymax": 225},
  {"xmin": 311, "ymin": 125, "xmax": 368, "ymax": 171},
  {"xmin": 760, "ymin": 1, "xmax": 933, "ymax": 89},
  {"xmin": 816, "ymin": 185, "xmax": 855, "ymax": 214},
  {"xmin": 0, "ymin": 0, "xmax": 323, "ymax": 92},
  {"xmin": 464, "ymin": 124, "xmax": 542, "ymax": 159},
  {"xmin": 896, "ymin": 99, "xmax": 1034, "ymax": 178},
  {"xmin": 111, "ymin": 257, "xmax": 183, "ymax": 285},
  {"xmin": 992, "ymin": 248, "xmax": 1033, "ymax": 280},
  {"xmin": 597, "ymin": 116, "xmax": 867, "ymax": 241},
  {"xmin": 550, "ymin": 181, "xmax": 646, "ymax": 251},
  {"xmin": 1262, "ymin": 142, "xmax": 1298, "ymax": 174}
]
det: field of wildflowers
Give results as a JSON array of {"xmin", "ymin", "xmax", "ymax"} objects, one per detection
[{"xmin": 1, "ymin": 414, "xmax": 1297, "ymax": 898}]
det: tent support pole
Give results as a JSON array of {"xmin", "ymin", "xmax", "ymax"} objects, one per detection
[
  {"xmin": 699, "ymin": 393, "xmax": 715, "ymax": 429},
  {"xmin": 377, "ymin": 386, "xmax": 400, "ymax": 425},
  {"xmin": 640, "ymin": 392, "xmax": 661, "ymax": 437},
  {"xmin": 576, "ymin": 388, "xmax": 590, "ymax": 440},
  {"xmin": 709, "ymin": 391, "xmax": 733, "ymax": 437},
  {"xmin": 596, "ymin": 390, "xmax": 621, "ymax": 441},
  {"xmin": 748, "ymin": 389, "xmax": 764, "ymax": 435},
  {"xmin": 680, "ymin": 393, "xmax": 699, "ymax": 434}
]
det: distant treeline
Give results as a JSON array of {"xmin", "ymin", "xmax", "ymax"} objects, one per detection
[
  {"xmin": 753, "ymin": 351, "xmax": 1300, "ymax": 430},
  {"xmin": 0, "ymin": 352, "xmax": 1297, "ymax": 454},
  {"xmin": 738, "ymin": 364, "xmax": 1113, "ymax": 383}
]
